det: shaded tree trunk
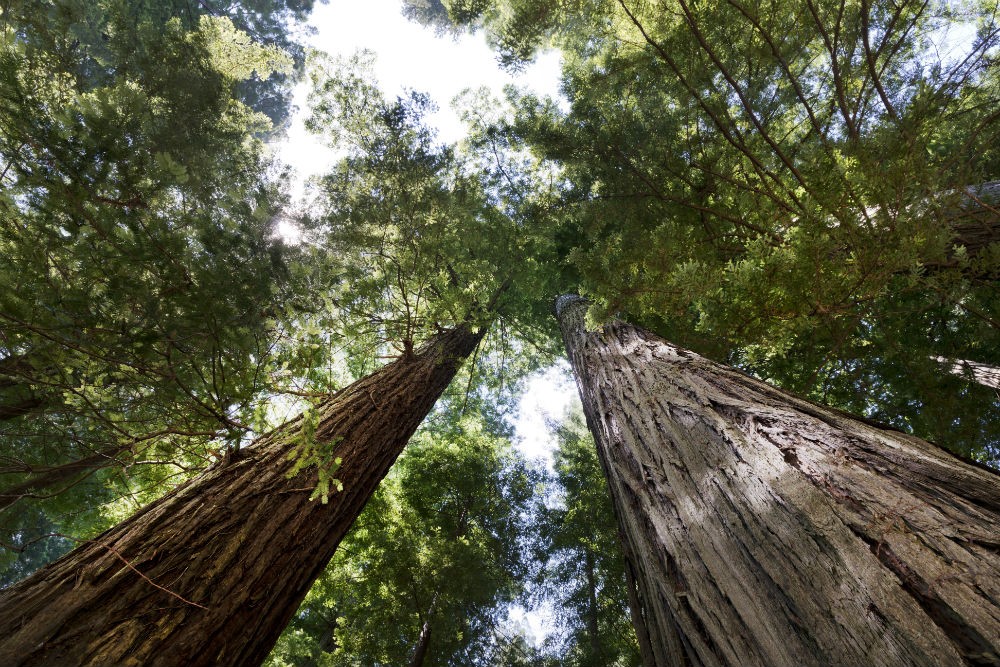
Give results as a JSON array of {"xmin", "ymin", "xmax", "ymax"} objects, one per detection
[
  {"xmin": 583, "ymin": 549, "xmax": 602, "ymax": 662},
  {"xmin": 0, "ymin": 324, "xmax": 484, "ymax": 667},
  {"xmin": 0, "ymin": 443, "xmax": 132, "ymax": 511},
  {"xmin": 301, "ymin": 612, "xmax": 339, "ymax": 667},
  {"xmin": 934, "ymin": 356, "xmax": 1000, "ymax": 391},
  {"xmin": 555, "ymin": 295, "xmax": 1000, "ymax": 667},
  {"xmin": 0, "ymin": 396, "xmax": 44, "ymax": 421},
  {"xmin": 409, "ymin": 594, "xmax": 438, "ymax": 667}
]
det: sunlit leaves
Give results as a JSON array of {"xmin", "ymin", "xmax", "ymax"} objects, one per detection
[
  {"xmin": 0, "ymin": 0, "xmax": 295, "ymax": 558},
  {"xmin": 267, "ymin": 411, "xmax": 541, "ymax": 666},
  {"xmin": 431, "ymin": 0, "xmax": 1000, "ymax": 456}
]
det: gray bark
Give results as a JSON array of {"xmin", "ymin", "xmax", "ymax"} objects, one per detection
[
  {"xmin": 556, "ymin": 295, "xmax": 1000, "ymax": 667},
  {"xmin": 933, "ymin": 356, "xmax": 1000, "ymax": 391}
]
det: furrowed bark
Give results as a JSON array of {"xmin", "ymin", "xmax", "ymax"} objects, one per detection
[
  {"xmin": 0, "ymin": 324, "xmax": 484, "ymax": 667},
  {"xmin": 556, "ymin": 295, "xmax": 1000, "ymax": 667},
  {"xmin": 934, "ymin": 356, "xmax": 1000, "ymax": 391},
  {"xmin": 408, "ymin": 600, "xmax": 436, "ymax": 667},
  {"xmin": 623, "ymin": 554, "xmax": 657, "ymax": 667}
]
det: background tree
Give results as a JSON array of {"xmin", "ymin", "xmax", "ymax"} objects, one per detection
[
  {"xmin": 266, "ymin": 412, "xmax": 539, "ymax": 667},
  {"xmin": 533, "ymin": 407, "xmax": 642, "ymax": 667},
  {"xmin": 409, "ymin": 0, "xmax": 1000, "ymax": 460},
  {"xmin": 0, "ymin": 0, "xmax": 301, "ymax": 574}
]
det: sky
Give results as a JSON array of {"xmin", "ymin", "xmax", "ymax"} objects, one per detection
[
  {"xmin": 274, "ymin": 0, "xmax": 575, "ymax": 467},
  {"xmin": 273, "ymin": 1, "xmax": 576, "ymax": 643},
  {"xmin": 276, "ymin": 0, "xmax": 563, "ymax": 188}
]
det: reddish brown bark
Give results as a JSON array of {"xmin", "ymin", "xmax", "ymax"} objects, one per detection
[
  {"xmin": 556, "ymin": 295, "xmax": 1000, "ymax": 667},
  {"xmin": 0, "ymin": 324, "xmax": 484, "ymax": 667}
]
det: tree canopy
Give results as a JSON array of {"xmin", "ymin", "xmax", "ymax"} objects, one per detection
[
  {"xmin": 0, "ymin": 0, "xmax": 302, "ymax": 572},
  {"xmin": 408, "ymin": 0, "xmax": 1000, "ymax": 459},
  {"xmin": 267, "ymin": 413, "xmax": 540, "ymax": 667},
  {"xmin": 2, "ymin": 0, "xmax": 999, "ymax": 663}
]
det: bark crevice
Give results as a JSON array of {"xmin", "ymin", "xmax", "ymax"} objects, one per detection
[
  {"xmin": 0, "ymin": 324, "xmax": 485, "ymax": 667},
  {"xmin": 555, "ymin": 296, "xmax": 1000, "ymax": 667}
]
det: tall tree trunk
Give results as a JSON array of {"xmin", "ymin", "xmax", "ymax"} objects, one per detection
[
  {"xmin": 555, "ymin": 295, "xmax": 1000, "ymax": 667},
  {"xmin": 0, "ymin": 324, "xmax": 484, "ymax": 667},
  {"xmin": 301, "ymin": 612, "xmax": 339, "ymax": 667},
  {"xmin": 583, "ymin": 549, "xmax": 602, "ymax": 662},
  {"xmin": 409, "ymin": 593, "xmax": 439, "ymax": 667},
  {"xmin": 409, "ymin": 619, "xmax": 432, "ymax": 667},
  {"xmin": 933, "ymin": 356, "xmax": 1000, "ymax": 391}
]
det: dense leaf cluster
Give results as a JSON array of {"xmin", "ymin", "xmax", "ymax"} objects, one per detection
[
  {"xmin": 408, "ymin": 0, "xmax": 1000, "ymax": 459},
  {"xmin": 0, "ymin": 0, "xmax": 301, "ymax": 572}
]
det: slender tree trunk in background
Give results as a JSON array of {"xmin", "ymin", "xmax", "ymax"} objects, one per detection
[
  {"xmin": 0, "ymin": 443, "xmax": 132, "ymax": 511},
  {"xmin": 409, "ymin": 591, "xmax": 439, "ymax": 667},
  {"xmin": 583, "ymin": 549, "xmax": 602, "ymax": 662},
  {"xmin": 555, "ymin": 295, "xmax": 1000, "ymax": 667},
  {"xmin": 409, "ymin": 614, "xmax": 433, "ymax": 667},
  {"xmin": 0, "ymin": 325, "xmax": 484, "ymax": 667},
  {"xmin": 934, "ymin": 356, "xmax": 1000, "ymax": 391},
  {"xmin": 301, "ymin": 613, "xmax": 339, "ymax": 667}
]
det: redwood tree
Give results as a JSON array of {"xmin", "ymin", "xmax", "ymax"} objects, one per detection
[
  {"xmin": 0, "ymin": 324, "xmax": 484, "ymax": 667},
  {"xmin": 556, "ymin": 295, "xmax": 1000, "ymax": 667}
]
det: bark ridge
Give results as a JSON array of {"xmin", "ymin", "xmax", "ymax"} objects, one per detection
[
  {"xmin": 0, "ymin": 325, "xmax": 484, "ymax": 667},
  {"xmin": 557, "ymin": 296, "xmax": 1000, "ymax": 667}
]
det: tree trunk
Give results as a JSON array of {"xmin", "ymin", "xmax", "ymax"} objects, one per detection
[
  {"xmin": 409, "ymin": 589, "xmax": 441, "ymax": 667},
  {"xmin": 301, "ymin": 613, "xmax": 338, "ymax": 667},
  {"xmin": 934, "ymin": 356, "xmax": 1000, "ymax": 391},
  {"xmin": 555, "ymin": 295, "xmax": 1000, "ymax": 667},
  {"xmin": 0, "ymin": 396, "xmax": 44, "ymax": 421},
  {"xmin": 0, "ymin": 443, "xmax": 132, "ymax": 511},
  {"xmin": 583, "ymin": 549, "xmax": 602, "ymax": 662},
  {"xmin": 409, "ymin": 613, "xmax": 433, "ymax": 667},
  {"xmin": 0, "ymin": 324, "xmax": 484, "ymax": 667}
]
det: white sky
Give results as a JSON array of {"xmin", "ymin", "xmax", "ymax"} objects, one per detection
[
  {"xmin": 512, "ymin": 361, "xmax": 578, "ymax": 467},
  {"xmin": 276, "ymin": 0, "xmax": 563, "ymax": 187},
  {"xmin": 273, "ymin": 2, "xmax": 573, "ymax": 643}
]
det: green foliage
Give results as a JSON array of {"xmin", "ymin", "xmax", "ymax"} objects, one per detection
[
  {"xmin": 266, "ymin": 410, "xmax": 541, "ymax": 666},
  {"xmin": 304, "ymin": 52, "xmax": 508, "ymax": 345},
  {"xmin": 197, "ymin": 15, "xmax": 292, "ymax": 82},
  {"xmin": 0, "ymin": 0, "xmax": 302, "ymax": 570},
  {"xmin": 533, "ymin": 407, "xmax": 640, "ymax": 666},
  {"xmin": 285, "ymin": 405, "xmax": 343, "ymax": 504},
  {"xmin": 277, "ymin": 52, "xmax": 564, "ymax": 390},
  {"xmin": 400, "ymin": 0, "xmax": 465, "ymax": 36},
  {"xmin": 442, "ymin": 0, "xmax": 1000, "ymax": 458}
]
